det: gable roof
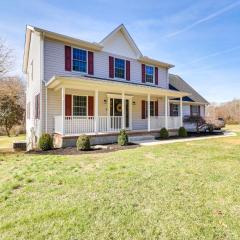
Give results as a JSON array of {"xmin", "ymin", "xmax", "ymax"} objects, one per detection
[
  {"xmin": 169, "ymin": 74, "xmax": 209, "ymax": 105},
  {"xmin": 100, "ymin": 24, "xmax": 143, "ymax": 58},
  {"xmin": 23, "ymin": 24, "xmax": 174, "ymax": 73}
]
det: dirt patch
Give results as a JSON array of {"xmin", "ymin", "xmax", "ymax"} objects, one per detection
[{"xmin": 27, "ymin": 143, "xmax": 139, "ymax": 155}]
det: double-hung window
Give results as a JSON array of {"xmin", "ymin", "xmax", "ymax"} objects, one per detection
[
  {"xmin": 114, "ymin": 58, "xmax": 125, "ymax": 79},
  {"xmin": 191, "ymin": 105, "xmax": 200, "ymax": 116},
  {"xmin": 72, "ymin": 48, "xmax": 87, "ymax": 73},
  {"xmin": 145, "ymin": 65, "xmax": 154, "ymax": 83},
  {"xmin": 145, "ymin": 101, "xmax": 156, "ymax": 116},
  {"xmin": 73, "ymin": 96, "xmax": 87, "ymax": 116},
  {"xmin": 170, "ymin": 104, "xmax": 179, "ymax": 116}
]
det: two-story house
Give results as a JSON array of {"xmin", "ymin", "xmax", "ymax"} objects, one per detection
[{"xmin": 23, "ymin": 24, "xmax": 208, "ymax": 149}]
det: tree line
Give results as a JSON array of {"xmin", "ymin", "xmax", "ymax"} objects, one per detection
[
  {"xmin": 0, "ymin": 39, "xmax": 25, "ymax": 136},
  {"xmin": 206, "ymin": 99, "xmax": 240, "ymax": 124}
]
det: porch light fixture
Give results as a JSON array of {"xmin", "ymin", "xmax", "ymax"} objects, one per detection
[
  {"xmin": 132, "ymin": 101, "xmax": 136, "ymax": 105},
  {"xmin": 104, "ymin": 99, "xmax": 107, "ymax": 104}
]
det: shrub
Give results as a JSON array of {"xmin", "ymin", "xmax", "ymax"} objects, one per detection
[
  {"xmin": 76, "ymin": 135, "xmax": 91, "ymax": 151},
  {"xmin": 178, "ymin": 127, "xmax": 188, "ymax": 137},
  {"xmin": 118, "ymin": 129, "xmax": 128, "ymax": 146},
  {"xmin": 38, "ymin": 133, "xmax": 53, "ymax": 151},
  {"xmin": 160, "ymin": 128, "xmax": 169, "ymax": 139}
]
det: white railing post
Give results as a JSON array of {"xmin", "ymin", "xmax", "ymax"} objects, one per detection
[
  {"xmin": 148, "ymin": 93, "xmax": 150, "ymax": 132},
  {"xmin": 122, "ymin": 92, "xmax": 125, "ymax": 129},
  {"xmin": 61, "ymin": 87, "xmax": 65, "ymax": 135},
  {"xmin": 94, "ymin": 89, "xmax": 99, "ymax": 133},
  {"xmin": 165, "ymin": 95, "xmax": 168, "ymax": 129},
  {"xmin": 180, "ymin": 97, "xmax": 183, "ymax": 127}
]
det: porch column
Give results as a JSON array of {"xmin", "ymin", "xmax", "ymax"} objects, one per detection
[
  {"xmin": 61, "ymin": 87, "xmax": 65, "ymax": 135},
  {"xmin": 148, "ymin": 93, "xmax": 150, "ymax": 132},
  {"xmin": 122, "ymin": 92, "xmax": 125, "ymax": 129},
  {"xmin": 180, "ymin": 97, "xmax": 183, "ymax": 127},
  {"xmin": 94, "ymin": 89, "xmax": 99, "ymax": 133},
  {"xmin": 165, "ymin": 95, "xmax": 168, "ymax": 129}
]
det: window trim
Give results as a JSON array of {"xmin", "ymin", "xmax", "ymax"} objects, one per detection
[
  {"xmin": 145, "ymin": 64, "xmax": 155, "ymax": 84},
  {"xmin": 170, "ymin": 103, "xmax": 179, "ymax": 116},
  {"xmin": 145, "ymin": 101, "xmax": 156, "ymax": 117},
  {"xmin": 191, "ymin": 105, "xmax": 200, "ymax": 117},
  {"xmin": 72, "ymin": 95, "xmax": 88, "ymax": 116},
  {"xmin": 72, "ymin": 47, "xmax": 88, "ymax": 74},
  {"xmin": 114, "ymin": 57, "xmax": 126, "ymax": 80}
]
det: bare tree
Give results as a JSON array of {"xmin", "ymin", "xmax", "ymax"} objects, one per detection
[
  {"xmin": 0, "ymin": 39, "xmax": 13, "ymax": 77},
  {"xmin": 206, "ymin": 99, "xmax": 240, "ymax": 124}
]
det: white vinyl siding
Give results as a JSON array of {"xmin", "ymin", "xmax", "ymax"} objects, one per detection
[{"xmin": 44, "ymin": 38, "xmax": 169, "ymax": 88}]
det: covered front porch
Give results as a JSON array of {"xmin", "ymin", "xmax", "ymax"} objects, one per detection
[{"xmin": 46, "ymin": 76, "xmax": 189, "ymax": 136}]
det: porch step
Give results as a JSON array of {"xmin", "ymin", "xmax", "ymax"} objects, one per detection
[{"xmin": 129, "ymin": 134, "xmax": 155, "ymax": 142}]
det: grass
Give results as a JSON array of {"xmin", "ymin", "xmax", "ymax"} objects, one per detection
[
  {"xmin": 0, "ymin": 134, "xmax": 25, "ymax": 149},
  {"xmin": 0, "ymin": 127, "xmax": 240, "ymax": 239}
]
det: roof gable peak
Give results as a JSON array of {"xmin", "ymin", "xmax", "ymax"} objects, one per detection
[{"xmin": 100, "ymin": 24, "xmax": 142, "ymax": 58}]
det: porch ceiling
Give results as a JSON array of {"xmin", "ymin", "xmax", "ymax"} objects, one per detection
[{"xmin": 46, "ymin": 75, "xmax": 191, "ymax": 97}]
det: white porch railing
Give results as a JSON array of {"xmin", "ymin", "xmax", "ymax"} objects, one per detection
[
  {"xmin": 54, "ymin": 116, "xmax": 123, "ymax": 135},
  {"xmin": 168, "ymin": 116, "xmax": 182, "ymax": 129},
  {"xmin": 150, "ymin": 116, "xmax": 166, "ymax": 130},
  {"xmin": 54, "ymin": 115, "xmax": 182, "ymax": 135}
]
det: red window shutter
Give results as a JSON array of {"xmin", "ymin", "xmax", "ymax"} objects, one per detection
[
  {"xmin": 170, "ymin": 104, "xmax": 174, "ymax": 116},
  {"xmin": 88, "ymin": 96, "xmax": 94, "ymax": 116},
  {"xmin": 65, "ymin": 46, "xmax": 71, "ymax": 71},
  {"xmin": 155, "ymin": 67, "xmax": 158, "ymax": 85},
  {"xmin": 65, "ymin": 95, "xmax": 72, "ymax": 116},
  {"xmin": 126, "ymin": 60, "xmax": 130, "ymax": 81},
  {"xmin": 109, "ymin": 56, "xmax": 114, "ymax": 78},
  {"xmin": 142, "ymin": 64, "xmax": 145, "ymax": 83},
  {"xmin": 155, "ymin": 101, "xmax": 158, "ymax": 116},
  {"xmin": 142, "ymin": 100, "xmax": 146, "ymax": 119},
  {"xmin": 88, "ymin": 51, "xmax": 94, "ymax": 75}
]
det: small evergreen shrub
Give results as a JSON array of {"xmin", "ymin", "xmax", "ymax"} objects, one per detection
[
  {"xmin": 38, "ymin": 133, "xmax": 53, "ymax": 151},
  {"xmin": 118, "ymin": 129, "xmax": 128, "ymax": 146},
  {"xmin": 76, "ymin": 135, "xmax": 91, "ymax": 151},
  {"xmin": 178, "ymin": 127, "xmax": 188, "ymax": 137},
  {"xmin": 160, "ymin": 128, "xmax": 169, "ymax": 139}
]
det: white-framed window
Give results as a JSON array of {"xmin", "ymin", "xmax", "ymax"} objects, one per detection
[
  {"xmin": 72, "ymin": 48, "xmax": 87, "ymax": 73},
  {"xmin": 145, "ymin": 101, "xmax": 156, "ymax": 116},
  {"xmin": 73, "ymin": 95, "xmax": 87, "ymax": 116},
  {"xmin": 114, "ymin": 58, "xmax": 125, "ymax": 79},
  {"xmin": 170, "ymin": 104, "xmax": 179, "ymax": 116},
  {"xmin": 145, "ymin": 65, "xmax": 154, "ymax": 83},
  {"xmin": 191, "ymin": 105, "xmax": 200, "ymax": 116}
]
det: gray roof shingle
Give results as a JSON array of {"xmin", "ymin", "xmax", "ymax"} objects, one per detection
[{"xmin": 169, "ymin": 74, "xmax": 209, "ymax": 105}]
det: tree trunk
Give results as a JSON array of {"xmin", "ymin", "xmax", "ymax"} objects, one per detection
[{"xmin": 5, "ymin": 126, "xmax": 10, "ymax": 137}]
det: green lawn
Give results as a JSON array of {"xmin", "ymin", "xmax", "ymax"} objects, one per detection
[
  {"xmin": 0, "ymin": 134, "xmax": 25, "ymax": 149},
  {"xmin": 0, "ymin": 129, "xmax": 240, "ymax": 239}
]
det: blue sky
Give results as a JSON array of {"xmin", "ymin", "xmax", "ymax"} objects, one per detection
[{"xmin": 0, "ymin": 0, "xmax": 240, "ymax": 103}]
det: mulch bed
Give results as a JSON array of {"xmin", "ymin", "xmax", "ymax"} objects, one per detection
[
  {"xmin": 23, "ymin": 131, "xmax": 224, "ymax": 155},
  {"xmin": 27, "ymin": 142, "xmax": 139, "ymax": 155}
]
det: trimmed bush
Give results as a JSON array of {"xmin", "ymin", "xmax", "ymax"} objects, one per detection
[
  {"xmin": 76, "ymin": 135, "xmax": 91, "ymax": 151},
  {"xmin": 118, "ymin": 129, "xmax": 128, "ymax": 146},
  {"xmin": 160, "ymin": 128, "xmax": 169, "ymax": 139},
  {"xmin": 178, "ymin": 127, "xmax": 188, "ymax": 138},
  {"xmin": 38, "ymin": 133, "xmax": 53, "ymax": 151}
]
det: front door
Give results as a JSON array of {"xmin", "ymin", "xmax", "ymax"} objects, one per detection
[{"xmin": 110, "ymin": 98, "xmax": 130, "ymax": 129}]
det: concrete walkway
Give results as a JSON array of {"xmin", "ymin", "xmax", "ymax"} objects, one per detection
[{"xmin": 132, "ymin": 131, "xmax": 236, "ymax": 146}]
